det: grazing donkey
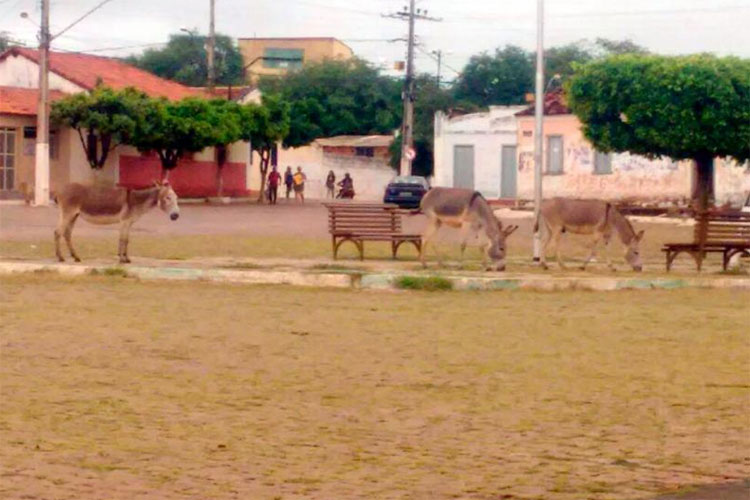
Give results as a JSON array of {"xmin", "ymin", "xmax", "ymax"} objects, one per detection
[
  {"xmin": 54, "ymin": 181, "xmax": 180, "ymax": 264},
  {"xmin": 420, "ymin": 187, "xmax": 518, "ymax": 271},
  {"xmin": 535, "ymin": 198, "xmax": 644, "ymax": 271}
]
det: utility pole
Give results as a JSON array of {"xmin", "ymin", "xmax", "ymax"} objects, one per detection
[
  {"xmin": 533, "ymin": 0, "xmax": 545, "ymax": 261},
  {"xmin": 384, "ymin": 3, "xmax": 441, "ymax": 176},
  {"xmin": 433, "ymin": 49, "xmax": 442, "ymax": 87},
  {"xmin": 207, "ymin": 0, "xmax": 216, "ymax": 92},
  {"xmin": 28, "ymin": 0, "xmax": 114, "ymax": 206},
  {"xmin": 34, "ymin": 0, "xmax": 51, "ymax": 206}
]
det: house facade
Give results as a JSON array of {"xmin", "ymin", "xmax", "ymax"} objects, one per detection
[
  {"xmin": 0, "ymin": 47, "xmax": 253, "ymax": 201},
  {"xmin": 272, "ymin": 135, "xmax": 396, "ymax": 200},
  {"xmin": 433, "ymin": 91, "xmax": 750, "ymax": 206},
  {"xmin": 433, "ymin": 106, "xmax": 526, "ymax": 200},
  {"xmin": 237, "ymin": 37, "xmax": 353, "ymax": 82}
]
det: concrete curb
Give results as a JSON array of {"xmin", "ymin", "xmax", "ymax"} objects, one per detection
[{"xmin": 2, "ymin": 260, "xmax": 749, "ymax": 292}]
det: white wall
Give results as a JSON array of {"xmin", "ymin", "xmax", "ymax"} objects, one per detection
[
  {"xmin": 0, "ymin": 54, "xmax": 85, "ymax": 93},
  {"xmin": 434, "ymin": 106, "xmax": 525, "ymax": 199}
]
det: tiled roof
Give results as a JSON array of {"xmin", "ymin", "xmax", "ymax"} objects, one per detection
[
  {"xmin": 0, "ymin": 86, "xmax": 66, "ymax": 116},
  {"xmin": 516, "ymin": 89, "xmax": 571, "ymax": 116},
  {"xmin": 0, "ymin": 48, "xmax": 204, "ymax": 100},
  {"xmin": 316, "ymin": 135, "xmax": 394, "ymax": 148}
]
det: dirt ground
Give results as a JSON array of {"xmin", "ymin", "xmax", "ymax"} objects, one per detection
[
  {"xmin": 1, "ymin": 275, "xmax": 748, "ymax": 499},
  {"xmin": 1, "ymin": 201, "xmax": 737, "ymax": 274}
]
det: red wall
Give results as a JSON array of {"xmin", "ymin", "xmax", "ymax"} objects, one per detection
[{"xmin": 119, "ymin": 155, "xmax": 249, "ymax": 198}]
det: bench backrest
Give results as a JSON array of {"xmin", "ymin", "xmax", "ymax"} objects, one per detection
[
  {"xmin": 694, "ymin": 211, "xmax": 750, "ymax": 245},
  {"xmin": 324, "ymin": 203, "xmax": 403, "ymax": 234}
]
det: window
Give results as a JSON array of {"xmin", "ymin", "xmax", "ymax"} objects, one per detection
[
  {"xmin": 0, "ymin": 127, "xmax": 16, "ymax": 190},
  {"xmin": 594, "ymin": 150, "xmax": 612, "ymax": 175},
  {"xmin": 22, "ymin": 127, "xmax": 58, "ymax": 159},
  {"xmin": 355, "ymin": 147, "xmax": 374, "ymax": 157},
  {"xmin": 263, "ymin": 48, "xmax": 304, "ymax": 69},
  {"xmin": 546, "ymin": 135, "xmax": 563, "ymax": 174}
]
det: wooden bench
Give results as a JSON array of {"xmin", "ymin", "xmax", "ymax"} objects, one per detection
[
  {"xmin": 662, "ymin": 210, "xmax": 750, "ymax": 271},
  {"xmin": 324, "ymin": 202, "xmax": 422, "ymax": 260}
]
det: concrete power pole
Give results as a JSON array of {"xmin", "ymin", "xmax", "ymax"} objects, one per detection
[
  {"xmin": 384, "ymin": 3, "xmax": 441, "ymax": 176},
  {"xmin": 532, "ymin": 0, "xmax": 545, "ymax": 261},
  {"xmin": 207, "ymin": 0, "xmax": 216, "ymax": 92},
  {"xmin": 34, "ymin": 0, "xmax": 51, "ymax": 206}
]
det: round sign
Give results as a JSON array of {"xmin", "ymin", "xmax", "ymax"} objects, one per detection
[{"xmin": 405, "ymin": 147, "xmax": 416, "ymax": 161}]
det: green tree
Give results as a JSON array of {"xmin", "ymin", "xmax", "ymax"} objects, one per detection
[
  {"xmin": 544, "ymin": 43, "xmax": 594, "ymax": 81},
  {"xmin": 0, "ymin": 32, "xmax": 23, "ymax": 52},
  {"xmin": 127, "ymin": 32, "xmax": 244, "ymax": 86},
  {"xmin": 566, "ymin": 54, "xmax": 750, "ymax": 210},
  {"xmin": 259, "ymin": 58, "xmax": 401, "ymax": 148},
  {"xmin": 454, "ymin": 45, "xmax": 534, "ymax": 107},
  {"xmin": 51, "ymin": 85, "xmax": 149, "ymax": 169},
  {"xmin": 241, "ymin": 94, "xmax": 290, "ymax": 203},
  {"xmin": 391, "ymin": 74, "xmax": 472, "ymax": 177},
  {"xmin": 130, "ymin": 97, "xmax": 219, "ymax": 176}
]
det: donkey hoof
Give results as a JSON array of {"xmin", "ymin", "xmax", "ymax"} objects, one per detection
[
  {"xmin": 120, "ymin": 258, "xmax": 131, "ymax": 264},
  {"xmin": 57, "ymin": 257, "xmax": 65, "ymax": 262},
  {"xmin": 73, "ymin": 257, "xmax": 81, "ymax": 263}
]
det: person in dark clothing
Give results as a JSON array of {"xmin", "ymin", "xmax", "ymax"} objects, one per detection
[
  {"xmin": 267, "ymin": 166, "xmax": 281, "ymax": 204},
  {"xmin": 336, "ymin": 173, "xmax": 355, "ymax": 199},
  {"xmin": 283, "ymin": 166, "xmax": 294, "ymax": 200},
  {"xmin": 325, "ymin": 170, "xmax": 336, "ymax": 199}
]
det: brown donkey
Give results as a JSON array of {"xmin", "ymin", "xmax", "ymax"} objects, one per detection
[
  {"xmin": 535, "ymin": 198, "xmax": 644, "ymax": 271},
  {"xmin": 420, "ymin": 187, "xmax": 518, "ymax": 271},
  {"xmin": 54, "ymin": 181, "xmax": 180, "ymax": 263}
]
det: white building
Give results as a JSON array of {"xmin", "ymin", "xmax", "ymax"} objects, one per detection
[{"xmin": 433, "ymin": 106, "xmax": 526, "ymax": 200}]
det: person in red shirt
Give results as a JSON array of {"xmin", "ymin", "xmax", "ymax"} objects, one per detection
[{"xmin": 267, "ymin": 166, "xmax": 281, "ymax": 205}]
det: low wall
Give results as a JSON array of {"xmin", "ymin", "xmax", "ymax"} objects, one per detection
[{"xmin": 119, "ymin": 155, "xmax": 249, "ymax": 198}]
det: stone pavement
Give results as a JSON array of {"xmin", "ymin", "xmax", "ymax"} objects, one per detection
[{"xmin": 2, "ymin": 257, "xmax": 748, "ymax": 291}]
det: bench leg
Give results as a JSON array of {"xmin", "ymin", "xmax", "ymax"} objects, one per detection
[
  {"xmin": 357, "ymin": 240, "xmax": 364, "ymax": 261},
  {"xmin": 391, "ymin": 240, "xmax": 398, "ymax": 259},
  {"xmin": 332, "ymin": 236, "xmax": 338, "ymax": 260}
]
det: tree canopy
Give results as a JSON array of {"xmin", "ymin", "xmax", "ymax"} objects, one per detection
[
  {"xmin": 244, "ymin": 94, "xmax": 291, "ymax": 202},
  {"xmin": 453, "ymin": 38, "xmax": 649, "ymax": 107},
  {"xmin": 130, "ymin": 97, "xmax": 219, "ymax": 171},
  {"xmin": 567, "ymin": 54, "xmax": 750, "ymax": 207},
  {"xmin": 126, "ymin": 32, "xmax": 244, "ymax": 86},
  {"xmin": 51, "ymin": 85, "xmax": 149, "ymax": 169},
  {"xmin": 258, "ymin": 58, "xmax": 401, "ymax": 148},
  {"xmin": 566, "ymin": 54, "xmax": 750, "ymax": 162}
]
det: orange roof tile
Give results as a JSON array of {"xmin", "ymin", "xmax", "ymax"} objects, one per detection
[
  {"xmin": 516, "ymin": 88, "xmax": 570, "ymax": 116},
  {"xmin": 0, "ymin": 86, "xmax": 66, "ymax": 116},
  {"xmin": 0, "ymin": 48, "xmax": 205, "ymax": 101}
]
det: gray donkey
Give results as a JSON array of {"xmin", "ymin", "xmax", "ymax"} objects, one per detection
[
  {"xmin": 420, "ymin": 187, "xmax": 518, "ymax": 271},
  {"xmin": 535, "ymin": 198, "xmax": 644, "ymax": 271}
]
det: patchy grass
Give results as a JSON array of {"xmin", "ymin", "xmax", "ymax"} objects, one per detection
[
  {"xmin": 394, "ymin": 275, "xmax": 453, "ymax": 291},
  {"xmin": 1, "ymin": 275, "xmax": 748, "ymax": 499},
  {"xmin": 88, "ymin": 267, "xmax": 129, "ymax": 277}
]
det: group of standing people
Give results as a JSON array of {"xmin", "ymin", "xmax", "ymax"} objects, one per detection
[
  {"xmin": 266, "ymin": 167, "xmax": 355, "ymax": 204},
  {"xmin": 267, "ymin": 166, "xmax": 307, "ymax": 205}
]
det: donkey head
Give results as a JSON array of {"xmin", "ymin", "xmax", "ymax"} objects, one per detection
[
  {"xmin": 487, "ymin": 219, "xmax": 519, "ymax": 271},
  {"xmin": 155, "ymin": 180, "xmax": 180, "ymax": 221},
  {"xmin": 624, "ymin": 229, "xmax": 645, "ymax": 272}
]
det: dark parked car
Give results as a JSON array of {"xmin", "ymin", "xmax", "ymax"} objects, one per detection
[{"xmin": 383, "ymin": 175, "xmax": 430, "ymax": 208}]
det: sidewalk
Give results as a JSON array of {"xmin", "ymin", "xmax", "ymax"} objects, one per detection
[{"xmin": 2, "ymin": 257, "xmax": 748, "ymax": 291}]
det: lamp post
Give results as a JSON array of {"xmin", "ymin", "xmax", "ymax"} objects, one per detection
[{"xmin": 532, "ymin": 0, "xmax": 544, "ymax": 261}]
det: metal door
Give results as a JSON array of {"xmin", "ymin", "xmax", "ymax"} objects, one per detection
[
  {"xmin": 500, "ymin": 145, "xmax": 517, "ymax": 198},
  {"xmin": 453, "ymin": 145, "xmax": 474, "ymax": 190}
]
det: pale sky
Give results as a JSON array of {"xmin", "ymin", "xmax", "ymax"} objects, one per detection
[{"xmin": 2, "ymin": 0, "xmax": 749, "ymax": 81}]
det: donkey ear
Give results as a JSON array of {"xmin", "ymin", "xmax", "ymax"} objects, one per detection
[
  {"xmin": 636, "ymin": 229, "xmax": 645, "ymax": 242},
  {"xmin": 504, "ymin": 225, "xmax": 519, "ymax": 237}
]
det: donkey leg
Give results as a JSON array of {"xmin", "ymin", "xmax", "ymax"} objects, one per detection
[
  {"xmin": 458, "ymin": 222, "xmax": 473, "ymax": 268},
  {"xmin": 63, "ymin": 213, "xmax": 81, "ymax": 262},
  {"xmin": 581, "ymin": 234, "xmax": 602, "ymax": 270},
  {"xmin": 602, "ymin": 235, "xmax": 616, "ymax": 271},
  {"xmin": 539, "ymin": 222, "xmax": 553, "ymax": 270},
  {"xmin": 420, "ymin": 219, "xmax": 440, "ymax": 269},
  {"xmin": 553, "ymin": 229, "xmax": 567, "ymax": 270},
  {"xmin": 118, "ymin": 222, "xmax": 134, "ymax": 264},
  {"xmin": 54, "ymin": 214, "xmax": 66, "ymax": 262}
]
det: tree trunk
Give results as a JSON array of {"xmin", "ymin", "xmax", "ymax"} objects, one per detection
[
  {"xmin": 257, "ymin": 149, "xmax": 269, "ymax": 204},
  {"xmin": 693, "ymin": 154, "xmax": 714, "ymax": 213},
  {"xmin": 215, "ymin": 144, "xmax": 227, "ymax": 197}
]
